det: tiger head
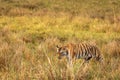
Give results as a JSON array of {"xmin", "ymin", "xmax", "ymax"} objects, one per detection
[{"xmin": 56, "ymin": 45, "xmax": 68, "ymax": 59}]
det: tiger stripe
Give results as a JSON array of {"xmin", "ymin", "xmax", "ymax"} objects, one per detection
[{"xmin": 56, "ymin": 42, "xmax": 103, "ymax": 64}]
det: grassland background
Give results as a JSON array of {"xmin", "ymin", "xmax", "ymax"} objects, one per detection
[{"xmin": 0, "ymin": 0, "xmax": 120, "ymax": 80}]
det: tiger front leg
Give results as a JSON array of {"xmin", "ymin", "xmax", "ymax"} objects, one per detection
[{"xmin": 66, "ymin": 54, "xmax": 73, "ymax": 68}]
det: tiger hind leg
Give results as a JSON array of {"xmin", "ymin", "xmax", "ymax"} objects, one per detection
[
  {"xmin": 85, "ymin": 56, "xmax": 92, "ymax": 61},
  {"xmin": 79, "ymin": 56, "xmax": 92, "ymax": 67}
]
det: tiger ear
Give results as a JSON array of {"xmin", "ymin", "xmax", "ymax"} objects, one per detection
[
  {"xmin": 56, "ymin": 45, "xmax": 60, "ymax": 52},
  {"xmin": 56, "ymin": 45, "xmax": 60, "ymax": 49}
]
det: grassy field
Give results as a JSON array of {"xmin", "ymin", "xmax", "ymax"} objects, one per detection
[{"xmin": 0, "ymin": 0, "xmax": 120, "ymax": 80}]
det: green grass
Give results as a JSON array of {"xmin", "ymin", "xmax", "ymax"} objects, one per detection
[{"xmin": 0, "ymin": 16, "xmax": 119, "ymax": 42}]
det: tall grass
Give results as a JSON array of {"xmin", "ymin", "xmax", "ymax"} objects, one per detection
[
  {"xmin": 0, "ymin": 15, "xmax": 120, "ymax": 80},
  {"xmin": 0, "ymin": 0, "xmax": 120, "ymax": 79}
]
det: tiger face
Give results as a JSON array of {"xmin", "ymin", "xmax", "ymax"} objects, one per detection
[{"xmin": 56, "ymin": 45, "xmax": 68, "ymax": 59}]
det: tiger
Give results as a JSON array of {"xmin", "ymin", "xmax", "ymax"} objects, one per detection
[{"xmin": 56, "ymin": 43, "xmax": 103, "ymax": 65}]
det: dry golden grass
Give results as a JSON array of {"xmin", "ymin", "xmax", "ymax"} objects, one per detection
[
  {"xmin": 0, "ymin": 19, "xmax": 120, "ymax": 80},
  {"xmin": 0, "ymin": 0, "xmax": 120, "ymax": 79},
  {"xmin": 103, "ymin": 40, "xmax": 120, "ymax": 57}
]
